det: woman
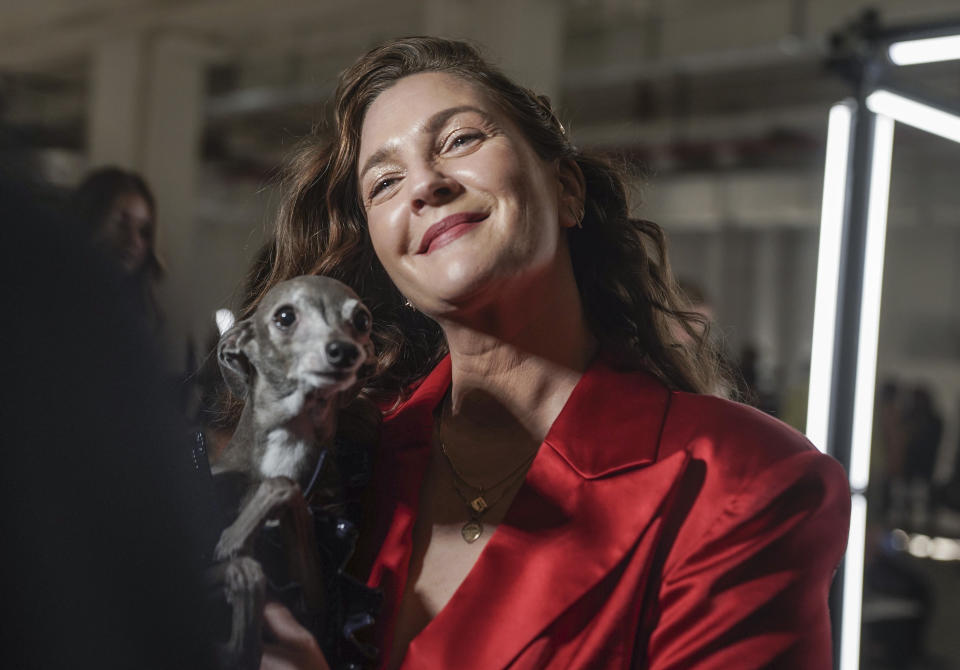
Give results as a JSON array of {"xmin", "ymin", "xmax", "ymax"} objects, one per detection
[
  {"xmin": 73, "ymin": 166, "xmax": 164, "ymax": 327},
  {"xmin": 253, "ymin": 37, "xmax": 850, "ymax": 669}
]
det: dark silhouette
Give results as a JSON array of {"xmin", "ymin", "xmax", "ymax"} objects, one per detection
[{"xmin": 1, "ymin": 158, "xmax": 217, "ymax": 669}]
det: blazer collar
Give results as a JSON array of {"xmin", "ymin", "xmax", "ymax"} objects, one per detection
[
  {"xmin": 377, "ymin": 354, "xmax": 688, "ymax": 669},
  {"xmin": 384, "ymin": 352, "xmax": 672, "ymax": 478}
]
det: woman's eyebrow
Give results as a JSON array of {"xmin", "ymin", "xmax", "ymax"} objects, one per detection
[
  {"xmin": 359, "ymin": 105, "xmax": 491, "ymax": 180},
  {"xmin": 423, "ymin": 104, "xmax": 490, "ymax": 134}
]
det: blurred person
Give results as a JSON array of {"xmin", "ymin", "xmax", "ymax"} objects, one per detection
[
  {"xmin": 1, "ymin": 155, "xmax": 218, "ymax": 669},
  {"xmin": 240, "ymin": 37, "xmax": 850, "ymax": 670},
  {"xmin": 878, "ymin": 381, "xmax": 906, "ymax": 476},
  {"xmin": 932, "ymin": 398, "xmax": 960, "ymax": 515},
  {"xmin": 900, "ymin": 385, "xmax": 943, "ymax": 528},
  {"xmin": 875, "ymin": 380, "xmax": 907, "ymax": 521},
  {"xmin": 861, "ymin": 522, "xmax": 932, "ymax": 669},
  {"xmin": 903, "ymin": 385, "xmax": 943, "ymax": 485},
  {"xmin": 72, "ymin": 166, "xmax": 165, "ymax": 329}
]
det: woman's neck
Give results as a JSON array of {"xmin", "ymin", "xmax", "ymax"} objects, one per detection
[{"xmin": 434, "ymin": 262, "xmax": 596, "ymax": 480}]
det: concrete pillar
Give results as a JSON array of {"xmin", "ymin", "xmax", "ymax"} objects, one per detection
[
  {"xmin": 781, "ymin": 226, "xmax": 819, "ymax": 379},
  {"xmin": 423, "ymin": 0, "xmax": 565, "ymax": 103},
  {"xmin": 140, "ymin": 36, "xmax": 214, "ymax": 372},
  {"xmin": 87, "ymin": 37, "xmax": 147, "ymax": 169},
  {"xmin": 87, "ymin": 33, "xmax": 219, "ymax": 371}
]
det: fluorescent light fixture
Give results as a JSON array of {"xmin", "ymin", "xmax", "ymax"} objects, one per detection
[
  {"xmin": 866, "ymin": 89, "xmax": 960, "ymax": 144},
  {"xmin": 848, "ymin": 114, "xmax": 895, "ymax": 492},
  {"xmin": 806, "ymin": 102, "xmax": 854, "ymax": 452},
  {"xmin": 840, "ymin": 493, "xmax": 868, "ymax": 670},
  {"xmin": 889, "ymin": 34, "xmax": 960, "ymax": 65}
]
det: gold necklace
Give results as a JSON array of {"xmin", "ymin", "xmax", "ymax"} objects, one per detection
[{"xmin": 437, "ymin": 404, "xmax": 537, "ymax": 543}]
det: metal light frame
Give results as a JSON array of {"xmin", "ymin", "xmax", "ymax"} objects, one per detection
[{"xmin": 805, "ymin": 15, "xmax": 960, "ymax": 670}]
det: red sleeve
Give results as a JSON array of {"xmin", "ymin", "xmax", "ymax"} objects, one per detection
[{"xmin": 644, "ymin": 452, "xmax": 851, "ymax": 669}]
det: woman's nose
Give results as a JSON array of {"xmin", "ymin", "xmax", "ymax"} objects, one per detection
[
  {"xmin": 409, "ymin": 165, "xmax": 462, "ymax": 212},
  {"xmin": 122, "ymin": 225, "xmax": 146, "ymax": 253}
]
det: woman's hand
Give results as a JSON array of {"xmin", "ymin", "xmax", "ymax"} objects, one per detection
[{"xmin": 259, "ymin": 601, "xmax": 331, "ymax": 670}]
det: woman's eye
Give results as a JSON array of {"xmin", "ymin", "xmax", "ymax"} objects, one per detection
[
  {"xmin": 446, "ymin": 131, "xmax": 484, "ymax": 152},
  {"xmin": 370, "ymin": 177, "xmax": 398, "ymax": 199},
  {"xmin": 273, "ymin": 306, "xmax": 296, "ymax": 329}
]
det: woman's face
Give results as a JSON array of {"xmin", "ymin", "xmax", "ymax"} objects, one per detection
[
  {"xmin": 98, "ymin": 191, "xmax": 153, "ymax": 274},
  {"xmin": 357, "ymin": 72, "xmax": 576, "ymax": 316}
]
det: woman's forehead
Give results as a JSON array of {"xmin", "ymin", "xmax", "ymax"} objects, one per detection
[
  {"xmin": 370, "ymin": 71, "xmax": 488, "ymax": 116},
  {"xmin": 111, "ymin": 191, "xmax": 152, "ymax": 217},
  {"xmin": 358, "ymin": 72, "xmax": 495, "ymax": 156}
]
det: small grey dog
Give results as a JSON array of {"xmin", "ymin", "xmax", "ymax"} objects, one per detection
[{"xmin": 208, "ymin": 275, "xmax": 374, "ymax": 669}]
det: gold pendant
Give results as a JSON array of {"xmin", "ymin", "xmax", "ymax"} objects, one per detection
[
  {"xmin": 461, "ymin": 520, "xmax": 483, "ymax": 543},
  {"xmin": 469, "ymin": 495, "xmax": 489, "ymax": 513}
]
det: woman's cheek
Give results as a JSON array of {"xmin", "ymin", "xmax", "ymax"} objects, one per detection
[{"xmin": 366, "ymin": 213, "xmax": 400, "ymax": 274}]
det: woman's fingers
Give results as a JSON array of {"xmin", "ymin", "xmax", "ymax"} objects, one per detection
[{"xmin": 260, "ymin": 601, "xmax": 330, "ymax": 670}]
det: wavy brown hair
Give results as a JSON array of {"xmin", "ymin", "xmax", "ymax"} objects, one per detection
[{"xmin": 250, "ymin": 36, "xmax": 726, "ymax": 405}]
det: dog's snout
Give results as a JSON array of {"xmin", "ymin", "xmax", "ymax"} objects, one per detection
[{"xmin": 325, "ymin": 340, "xmax": 360, "ymax": 368}]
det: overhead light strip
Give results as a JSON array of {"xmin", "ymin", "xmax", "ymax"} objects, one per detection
[
  {"xmin": 889, "ymin": 33, "xmax": 960, "ymax": 65},
  {"xmin": 866, "ymin": 89, "xmax": 960, "ymax": 145}
]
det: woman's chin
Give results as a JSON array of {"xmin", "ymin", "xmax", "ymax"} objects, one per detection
[
  {"xmin": 426, "ymin": 280, "xmax": 525, "ymax": 327},
  {"xmin": 410, "ymin": 262, "xmax": 493, "ymax": 304}
]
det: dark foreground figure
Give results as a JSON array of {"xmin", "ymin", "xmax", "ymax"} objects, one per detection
[{"xmin": 0, "ymin": 160, "xmax": 217, "ymax": 670}]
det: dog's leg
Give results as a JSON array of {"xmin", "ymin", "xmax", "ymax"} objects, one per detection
[
  {"xmin": 210, "ymin": 478, "xmax": 306, "ymax": 670},
  {"xmin": 213, "ymin": 477, "xmax": 325, "ymax": 663},
  {"xmin": 214, "ymin": 477, "xmax": 302, "ymax": 561},
  {"xmin": 224, "ymin": 475, "xmax": 325, "ymax": 612}
]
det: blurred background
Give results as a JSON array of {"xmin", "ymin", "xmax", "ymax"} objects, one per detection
[{"xmin": 1, "ymin": 1, "xmax": 959, "ymax": 668}]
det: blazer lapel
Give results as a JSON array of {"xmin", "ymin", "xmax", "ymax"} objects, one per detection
[{"xmin": 400, "ymin": 358, "xmax": 689, "ymax": 669}]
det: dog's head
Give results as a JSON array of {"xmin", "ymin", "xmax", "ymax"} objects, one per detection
[{"xmin": 217, "ymin": 276, "xmax": 375, "ymax": 412}]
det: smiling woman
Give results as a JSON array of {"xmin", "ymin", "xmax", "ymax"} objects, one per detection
[
  {"xmin": 358, "ymin": 72, "xmax": 579, "ymax": 321},
  {"xmin": 247, "ymin": 37, "xmax": 851, "ymax": 670}
]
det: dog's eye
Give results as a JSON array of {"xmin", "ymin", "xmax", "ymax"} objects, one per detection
[
  {"xmin": 351, "ymin": 308, "xmax": 371, "ymax": 333},
  {"xmin": 273, "ymin": 306, "xmax": 297, "ymax": 329}
]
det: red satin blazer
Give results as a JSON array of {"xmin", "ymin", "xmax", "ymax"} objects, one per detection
[{"xmin": 361, "ymin": 355, "xmax": 851, "ymax": 669}]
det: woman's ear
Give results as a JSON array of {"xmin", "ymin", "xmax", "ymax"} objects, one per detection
[{"xmin": 557, "ymin": 158, "xmax": 586, "ymax": 229}]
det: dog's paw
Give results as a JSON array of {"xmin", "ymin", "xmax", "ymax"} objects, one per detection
[
  {"xmin": 217, "ymin": 556, "xmax": 267, "ymax": 670},
  {"xmin": 222, "ymin": 555, "xmax": 266, "ymax": 606},
  {"xmin": 214, "ymin": 525, "xmax": 248, "ymax": 561}
]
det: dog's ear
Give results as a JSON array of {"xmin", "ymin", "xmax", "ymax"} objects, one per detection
[{"xmin": 217, "ymin": 320, "xmax": 256, "ymax": 398}]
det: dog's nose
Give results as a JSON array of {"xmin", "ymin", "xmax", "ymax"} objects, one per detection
[{"xmin": 325, "ymin": 340, "xmax": 360, "ymax": 368}]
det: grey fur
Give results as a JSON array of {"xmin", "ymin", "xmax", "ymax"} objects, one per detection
[{"xmin": 215, "ymin": 275, "xmax": 374, "ymax": 490}]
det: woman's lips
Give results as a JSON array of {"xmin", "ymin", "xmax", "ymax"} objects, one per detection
[{"xmin": 417, "ymin": 212, "xmax": 488, "ymax": 254}]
